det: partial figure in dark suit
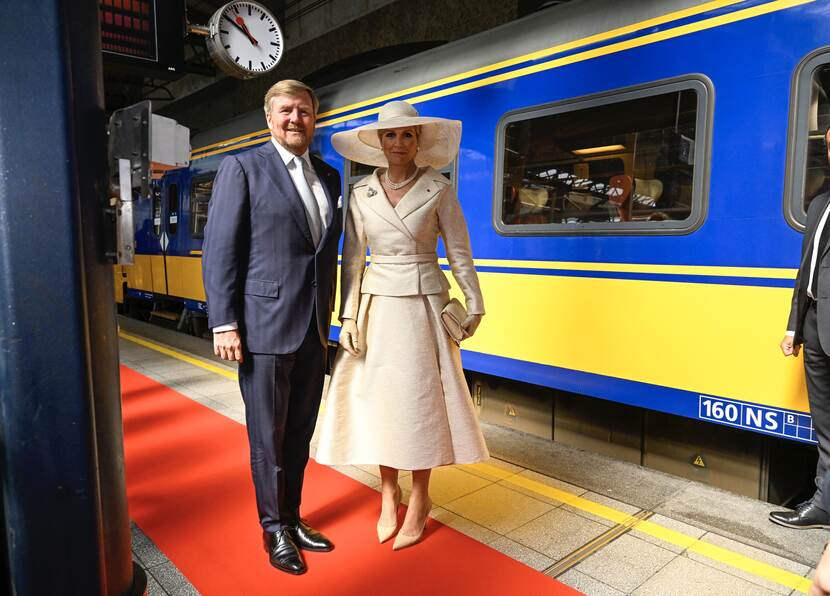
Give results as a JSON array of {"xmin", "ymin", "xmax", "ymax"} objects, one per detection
[
  {"xmin": 202, "ymin": 80, "xmax": 342, "ymax": 574},
  {"xmin": 772, "ymin": 126, "xmax": 830, "ymax": 530}
]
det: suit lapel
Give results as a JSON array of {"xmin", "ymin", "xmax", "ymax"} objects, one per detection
[
  {"xmin": 395, "ymin": 169, "xmax": 446, "ymax": 220},
  {"xmin": 256, "ymin": 142, "xmax": 313, "ymax": 247},
  {"xmin": 358, "ymin": 171, "xmax": 413, "ymax": 239}
]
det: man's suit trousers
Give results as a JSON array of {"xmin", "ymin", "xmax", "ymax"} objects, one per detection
[
  {"xmin": 803, "ymin": 302, "xmax": 830, "ymax": 509},
  {"xmin": 238, "ymin": 318, "xmax": 326, "ymax": 532}
]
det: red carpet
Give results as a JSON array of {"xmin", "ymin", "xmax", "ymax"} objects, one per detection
[{"xmin": 121, "ymin": 365, "xmax": 580, "ymax": 595}]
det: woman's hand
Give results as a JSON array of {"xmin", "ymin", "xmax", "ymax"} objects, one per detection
[
  {"xmin": 339, "ymin": 318, "xmax": 361, "ymax": 356},
  {"xmin": 462, "ymin": 314, "xmax": 482, "ymax": 338}
]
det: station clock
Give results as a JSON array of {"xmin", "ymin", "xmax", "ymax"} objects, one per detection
[{"xmin": 206, "ymin": 1, "xmax": 284, "ymax": 80}]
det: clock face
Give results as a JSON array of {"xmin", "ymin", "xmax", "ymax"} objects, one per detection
[{"xmin": 208, "ymin": 1, "xmax": 284, "ymax": 79}]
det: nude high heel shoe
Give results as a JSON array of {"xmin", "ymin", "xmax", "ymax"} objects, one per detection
[
  {"xmin": 377, "ymin": 484, "xmax": 402, "ymax": 543},
  {"xmin": 392, "ymin": 497, "xmax": 432, "ymax": 551}
]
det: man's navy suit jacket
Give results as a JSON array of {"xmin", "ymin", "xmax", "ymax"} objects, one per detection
[{"xmin": 202, "ymin": 140, "xmax": 342, "ymax": 354}]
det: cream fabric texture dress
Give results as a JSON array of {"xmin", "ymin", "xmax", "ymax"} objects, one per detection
[{"xmin": 315, "ymin": 167, "xmax": 489, "ymax": 470}]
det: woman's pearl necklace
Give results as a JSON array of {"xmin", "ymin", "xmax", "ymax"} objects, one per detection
[{"xmin": 383, "ymin": 167, "xmax": 418, "ymax": 190}]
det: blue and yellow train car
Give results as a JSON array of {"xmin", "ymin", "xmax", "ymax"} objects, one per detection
[{"xmin": 118, "ymin": 0, "xmax": 830, "ymax": 496}]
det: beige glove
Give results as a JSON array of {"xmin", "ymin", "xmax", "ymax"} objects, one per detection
[
  {"xmin": 339, "ymin": 318, "xmax": 361, "ymax": 356},
  {"xmin": 463, "ymin": 314, "xmax": 482, "ymax": 338}
]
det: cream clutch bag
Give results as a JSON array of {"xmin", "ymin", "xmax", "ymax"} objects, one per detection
[{"xmin": 441, "ymin": 298, "xmax": 469, "ymax": 344}]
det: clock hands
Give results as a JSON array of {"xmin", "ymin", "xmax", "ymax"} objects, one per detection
[
  {"xmin": 234, "ymin": 15, "xmax": 259, "ymax": 46},
  {"xmin": 223, "ymin": 13, "xmax": 259, "ymax": 46}
]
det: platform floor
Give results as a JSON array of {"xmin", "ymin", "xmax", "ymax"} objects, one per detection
[{"xmin": 118, "ymin": 316, "xmax": 826, "ymax": 595}]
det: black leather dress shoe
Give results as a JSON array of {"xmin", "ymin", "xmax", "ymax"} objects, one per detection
[
  {"xmin": 287, "ymin": 520, "xmax": 334, "ymax": 552},
  {"xmin": 263, "ymin": 529, "xmax": 306, "ymax": 574},
  {"xmin": 769, "ymin": 501, "xmax": 830, "ymax": 529}
]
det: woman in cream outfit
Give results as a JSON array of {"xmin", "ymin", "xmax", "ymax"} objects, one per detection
[{"xmin": 315, "ymin": 101, "xmax": 489, "ymax": 550}]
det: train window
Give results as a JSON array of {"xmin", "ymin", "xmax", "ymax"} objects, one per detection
[
  {"xmin": 152, "ymin": 186, "xmax": 162, "ymax": 236},
  {"xmin": 494, "ymin": 77, "xmax": 711, "ymax": 235},
  {"xmin": 786, "ymin": 51, "xmax": 830, "ymax": 229},
  {"xmin": 167, "ymin": 183, "xmax": 178, "ymax": 235},
  {"xmin": 190, "ymin": 176, "xmax": 213, "ymax": 239}
]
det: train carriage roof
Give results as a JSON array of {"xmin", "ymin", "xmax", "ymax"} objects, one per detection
[{"xmin": 190, "ymin": 0, "xmax": 707, "ymax": 150}]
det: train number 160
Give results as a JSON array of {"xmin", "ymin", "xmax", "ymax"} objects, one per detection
[{"xmin": 700, "ymin": 398, "xmax": 739, "ymax": 423}]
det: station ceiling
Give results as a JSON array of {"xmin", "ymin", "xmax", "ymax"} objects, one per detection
[
  {"xmin": 101, "ymin": 0, "xmax": 569, "ymax": 115},
  {"xmin": 102, "ymin": 0, "xmax": 286, "ymax": 112}
]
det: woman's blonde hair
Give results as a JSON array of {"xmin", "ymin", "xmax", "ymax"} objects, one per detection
[
  {"xmin": 263, "ymin": 80, "xmax": 319, "ymax": 115},
  {"xmin": 376, "ymin": 125, "xmax": 421, "ymax": 140}
]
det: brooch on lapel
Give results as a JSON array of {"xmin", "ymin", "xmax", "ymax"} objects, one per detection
[{"xmin": 367, "ymin": 187, "xmax": 377, "ymax": 197}]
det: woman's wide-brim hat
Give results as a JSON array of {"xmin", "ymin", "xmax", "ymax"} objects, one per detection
[{"xmin": 331, "ymin": 101, "xmax": 461, "ymax": 168}]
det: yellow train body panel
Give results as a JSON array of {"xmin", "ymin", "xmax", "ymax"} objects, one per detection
[
  {"xmin": 164, "ymin": 256, "xmax": 207, "ymax": 301},
  {"xmin": 125, "ymin": 255, "xmax": 154, "ymax": 293},
  {"xmin": 454, "ymin": 272, "xmax": 807, "ymax": 414},
  {"xmin": 113, "ymin": 266, "xmax": 124, "ymax": 303}
]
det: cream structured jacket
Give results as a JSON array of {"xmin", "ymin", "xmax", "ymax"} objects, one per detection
[{"xmin": 339, "ymin": 167, "xmax": 485, "ymax": 320}]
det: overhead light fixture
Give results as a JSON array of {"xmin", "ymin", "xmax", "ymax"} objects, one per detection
[{"xmin": 572, "ymin": 144, "xmax": 625, "ymax": 155}]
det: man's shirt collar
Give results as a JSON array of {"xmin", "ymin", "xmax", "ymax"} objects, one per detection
[{"xmin": 271, "ymin": 138, "xmax": 311, "ymax": 168}]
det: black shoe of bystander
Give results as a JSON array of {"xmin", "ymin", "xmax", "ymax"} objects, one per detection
[{"xmin": 769, "ymin": 501, "xmax": 830, "ymax": 529}]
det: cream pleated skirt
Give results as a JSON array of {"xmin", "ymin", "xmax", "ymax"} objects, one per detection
[{"xmin": 315, "ymin": 291, "xmax": 489, "ymax": 470}]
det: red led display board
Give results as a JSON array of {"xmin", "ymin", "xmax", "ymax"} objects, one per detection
[
  {"xmin": 100, "ymin": 0, "xmax": 184, "ymax": 77},
  {"xmin": 101, "ymin": 0, "xmax": 157, "ymax": 61}
]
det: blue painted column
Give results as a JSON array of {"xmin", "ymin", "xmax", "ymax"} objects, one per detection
[{"xmin": 0, "ymin": 0, "xmax": 142, "ymax": 594}]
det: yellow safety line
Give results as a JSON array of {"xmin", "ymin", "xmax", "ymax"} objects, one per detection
[
  {"xmin": 315, "ymin": 0, "xmax": 815, "ymax": 129},
  {"xmin": 191, "ymin": 0, "xmax": 813, "ymax": 161},
  {"xmin": 546, "ymin": 510, "xmax": 653, "ymax": 576},
  {"xmin": 118, "ymin": 330, "xmax": 238, "ymax": 381},
  {"xmin": 469, "ymin": 462, "xmax": 813, "ymax": 593}
]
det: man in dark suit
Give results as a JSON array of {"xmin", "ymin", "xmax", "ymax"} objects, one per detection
[
  {"xmin": 202, "ymin": 80, "xmax": 341, "ymax": 574},
  {"xmin": 772, "ymin": 127, "xmax": 830, "ymax": 530}
]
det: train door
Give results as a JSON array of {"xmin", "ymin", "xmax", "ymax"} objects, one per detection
[{"xmin": 158, "ymin": 171, "xmax": 184, "ymax": 296}]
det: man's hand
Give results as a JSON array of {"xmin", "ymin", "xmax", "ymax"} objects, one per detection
[
  {"xmin": 214, "ymin": 329, "xmax": 244, "ymax": 362},
  {"xmin": 463, "ymin": 314, "xmax": 483, "ymax": 339},
  {"xmin": 339, "ymin": 319, "xmax": 360, "ymax": 356},
  {"xmin": 781, "ymin": 334, "xmax": 801, "ymax": 357}
]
